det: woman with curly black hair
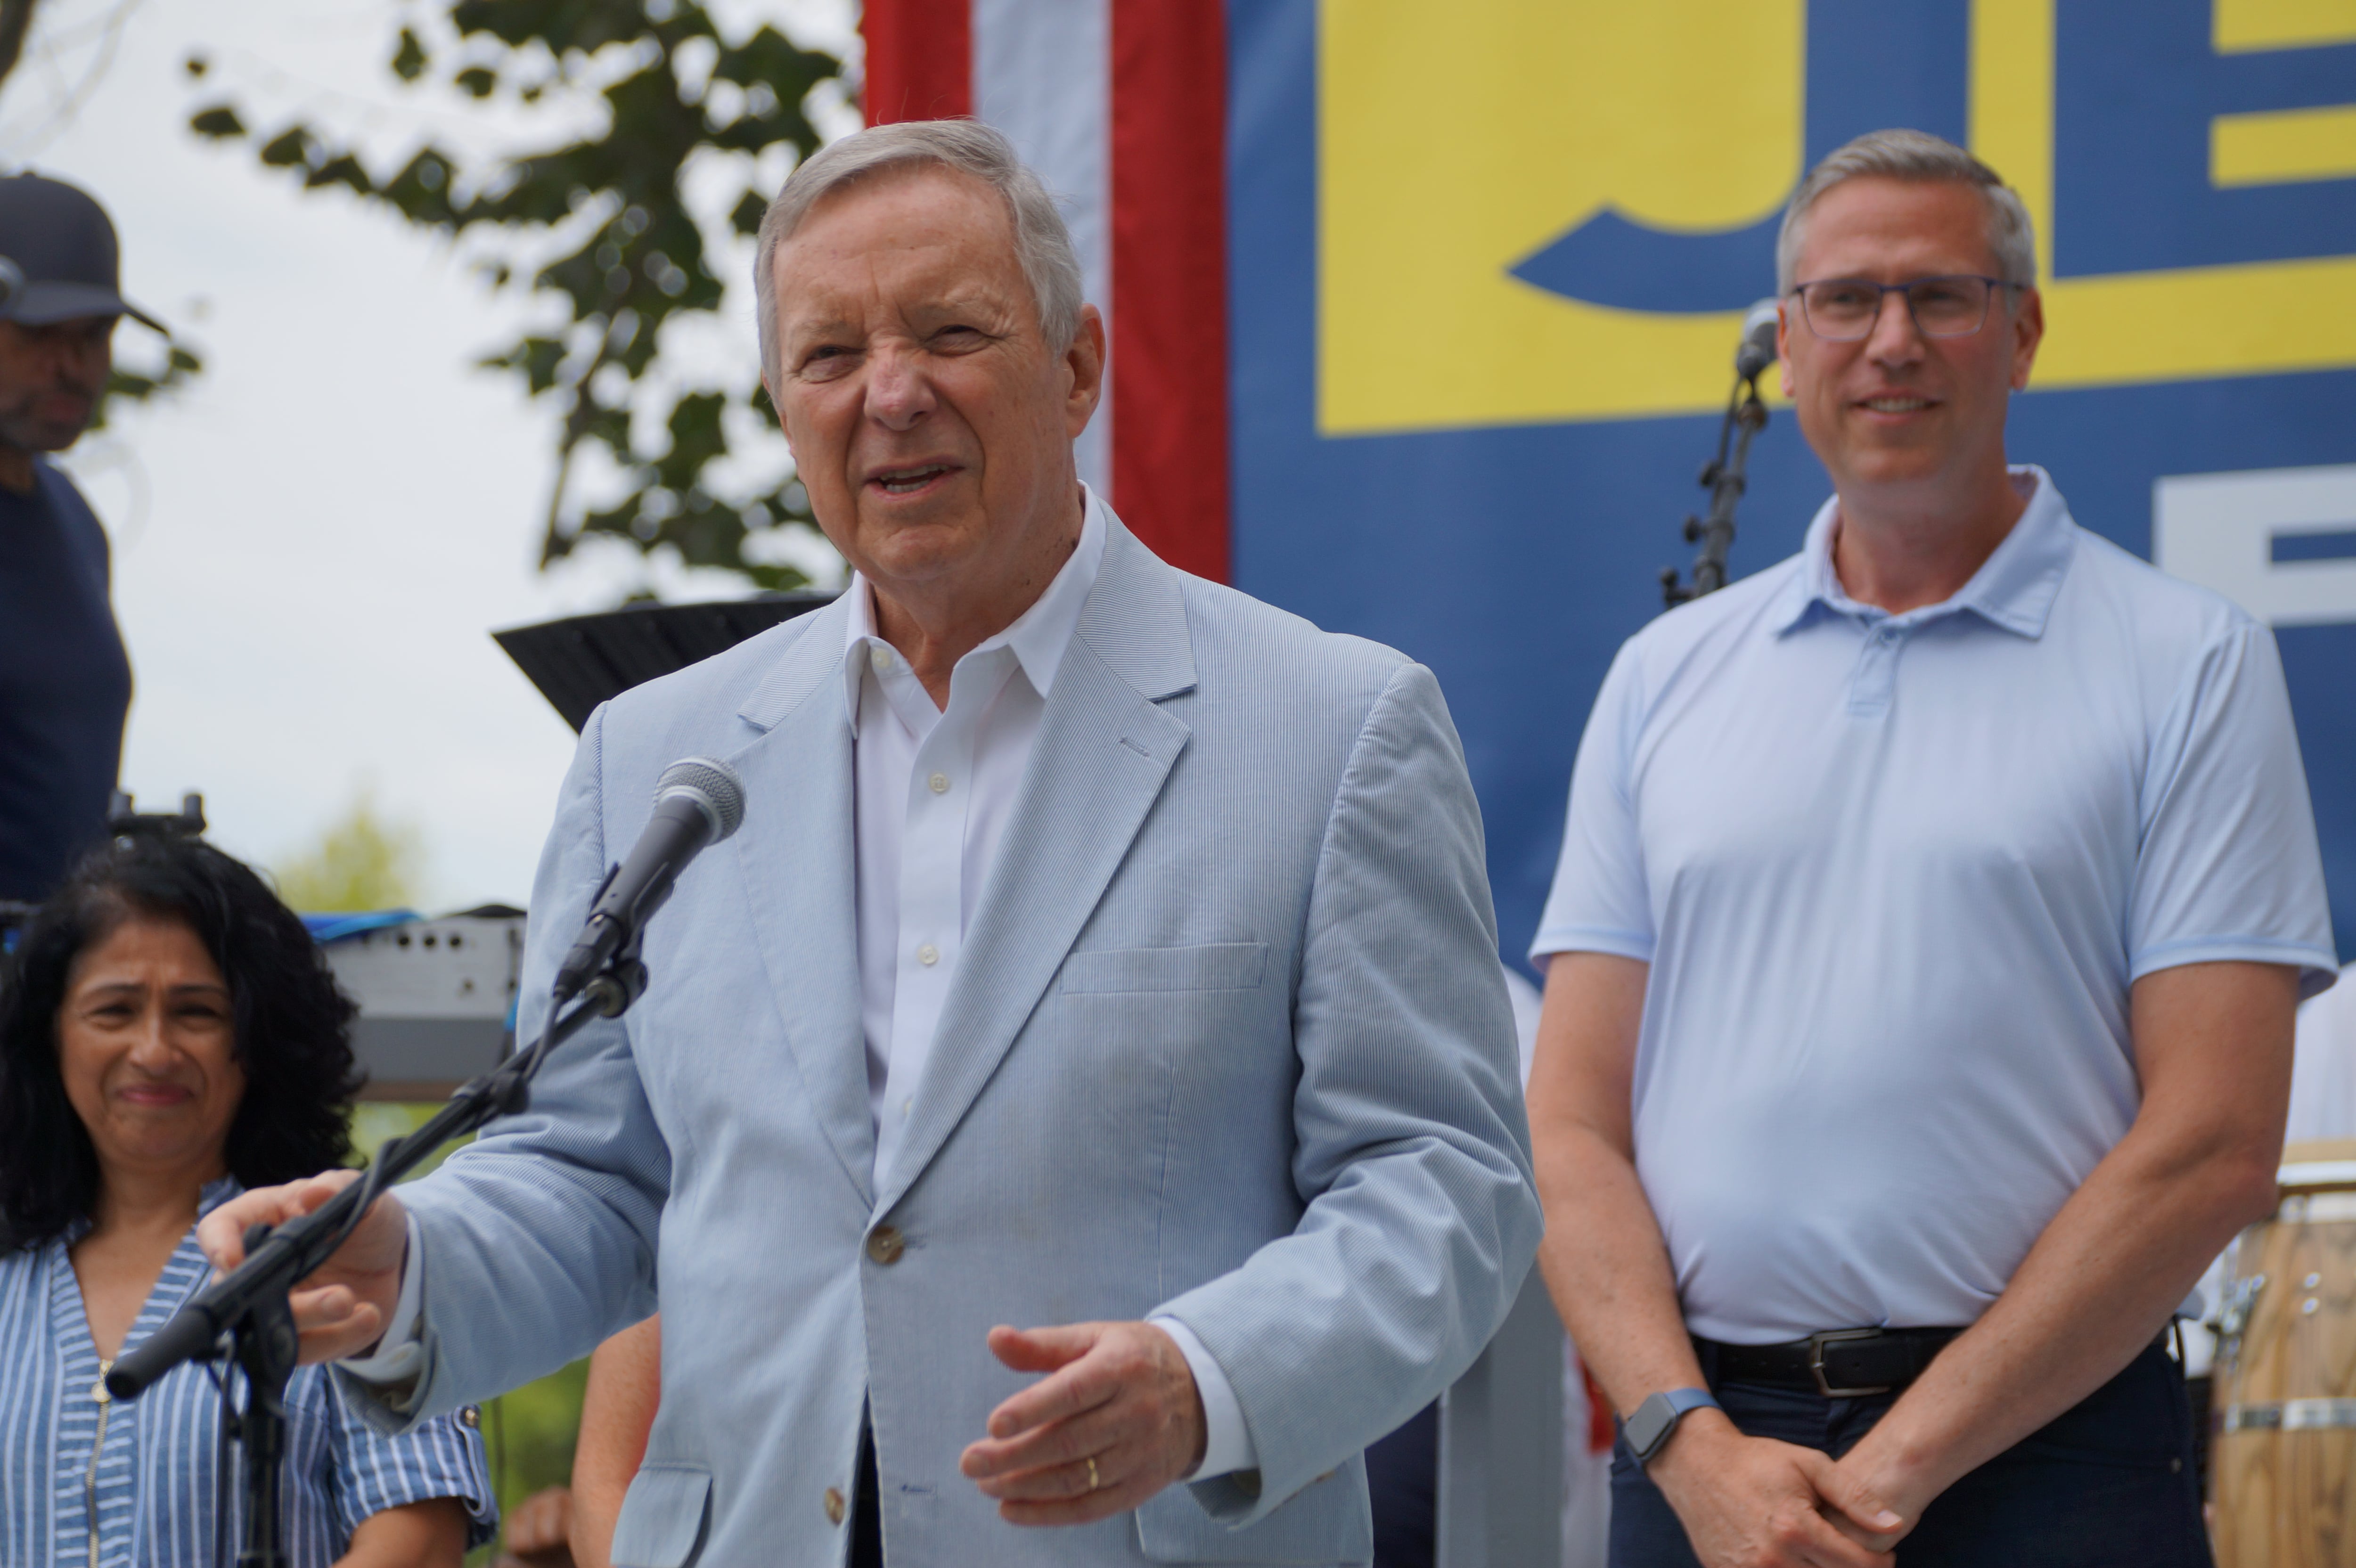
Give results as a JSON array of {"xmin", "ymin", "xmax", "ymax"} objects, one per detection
[{"xmin": 0, "ymin": 832, "xmax": 498, "ymax": 1567}]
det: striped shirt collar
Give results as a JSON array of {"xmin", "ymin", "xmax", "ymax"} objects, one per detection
[{"xmin": 1775, "ymin": 464, "xmax": 2076, "ymax": 639}]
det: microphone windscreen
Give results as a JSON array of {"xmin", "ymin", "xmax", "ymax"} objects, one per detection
[
  {"xmin": 654, "ymin": 757, "xmax": 748, "ymax": 841},
  {"xmin": 1735, "ymin": 298, "xmax": 1781, "ymax": 376}
]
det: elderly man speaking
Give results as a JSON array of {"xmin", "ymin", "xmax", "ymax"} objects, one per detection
[{"xmin": 205, "ymin": 122, "xmax": 1540, "ymax": 1568}]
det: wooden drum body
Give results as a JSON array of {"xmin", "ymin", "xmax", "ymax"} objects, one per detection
[{"xmin": 2214, "ymin": 1141, "xmax": 2356, "ymax": 1566}]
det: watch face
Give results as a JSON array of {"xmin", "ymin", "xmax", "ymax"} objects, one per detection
[{"xmin": 1626, "ymin": 1395, "xmax": 1675, "ymax": 1461}]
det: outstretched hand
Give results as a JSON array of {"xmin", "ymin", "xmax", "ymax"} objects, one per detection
[
  {"xmin": 958, "ymin": 1321, "xmax": 1208, "ymax": 1526},
  {"xmin": 194, "ymin": 1170, "xmax": 410, "ymax": 1364}
]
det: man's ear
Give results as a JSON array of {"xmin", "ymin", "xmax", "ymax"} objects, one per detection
[
  {"xmin": 1776, "ymin": 300, "xmax": 1797, "ymax": 400},
  {"xmin": 1063, "ymin": 303, "xmax": 1106, "ymax": 439},
  {"xmin": 2008, "ymin": 286, "xmax": 2045, "ymax": 393}
]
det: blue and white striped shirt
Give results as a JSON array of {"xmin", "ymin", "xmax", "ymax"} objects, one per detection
[{"xmin": 0, "ymin": 1178, "xmax": 497, "ymax": 1567}]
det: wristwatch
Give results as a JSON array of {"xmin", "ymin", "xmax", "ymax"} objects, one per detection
[{"xmin": 1624, "ymin": 1388, "xmax": 1720, "ymax": 1469}]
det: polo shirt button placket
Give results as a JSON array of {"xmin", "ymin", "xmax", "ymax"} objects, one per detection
[{"xmin": 1849, "ymin": 622, "xmax": 1902, "ymax": 719}]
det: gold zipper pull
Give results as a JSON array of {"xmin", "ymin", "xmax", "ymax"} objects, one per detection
[{"xmin": 92, "ymin": 1357, "xmax": 112, "ymax": 1404}]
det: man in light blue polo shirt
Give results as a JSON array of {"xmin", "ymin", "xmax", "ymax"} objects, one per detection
[{"xmin": 1525, "ymin": 129, "xmax": 2336, "ymax": 1568}]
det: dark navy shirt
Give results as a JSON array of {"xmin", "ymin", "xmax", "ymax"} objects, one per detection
[{"xmin": 0, "ymin": 458, "xmax": 131, "ymax": 901}]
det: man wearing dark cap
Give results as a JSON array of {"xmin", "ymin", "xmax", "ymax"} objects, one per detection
[{"xmin": 0, "ymin": 172, "xmax": 149, "ymax": 902}]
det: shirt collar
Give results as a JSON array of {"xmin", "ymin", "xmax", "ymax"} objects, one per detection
[
  {"xmin": 1773, "ymin": 465, "xmax": 2076, "ymax": 638},
  {"xmin": 197, "ymin": 1175, "xmax": 244, "ymax": 1219},
  {"xmin": 840, "ymin": 484, "xmax": 1110, "ymax": 733}
]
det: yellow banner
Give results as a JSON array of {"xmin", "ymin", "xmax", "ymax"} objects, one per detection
[{"xmin": 1318, "ymin": 0, "xmax": 2356, "ymax": 433}]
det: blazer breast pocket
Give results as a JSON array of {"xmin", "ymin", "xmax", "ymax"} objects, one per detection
[{"xmin": 1059, "ymin": 942, "xmax": 1269, "ymax": 995}]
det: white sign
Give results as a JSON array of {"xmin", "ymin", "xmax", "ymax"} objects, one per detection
[{"xmin": 2153, "ymin": 464, "xmax": 2356, "ymax": 628}]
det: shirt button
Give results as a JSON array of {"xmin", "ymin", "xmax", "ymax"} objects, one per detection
[
  {"xmin": 824, "ymin": 1486, "xmax": 846, "ymax": 1525},
  {"xmin": 869, "ymin": 645, "xmax": 892, "ymax": 672},
  {"xmin": 917, "ymin": 943, "xmax": 940, "ymax": 966},
  {"xmin": 928, "ymin": 772, "xmax": 949, "ymax": 793},
  {"xmin": 867, "ymin": 1225, "xmax": 906, "ymax": 1265}
]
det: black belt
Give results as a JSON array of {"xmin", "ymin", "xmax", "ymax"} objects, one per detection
[{"xmin": 1697, "ymin": 1327, "xmax": 1965, "ymax": 1398}]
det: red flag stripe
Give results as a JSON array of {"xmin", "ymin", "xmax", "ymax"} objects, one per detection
[
  {"xmin": 862, "ymin": 0, "xmax": 972, "ymax": 124},
  {"xmin": 1582, "ymin": 1358, "xmax": 1615, "ymax": 1454},
  {"xmin": 1109, "ymin": 1, "xmax": 1231, "ymax": 582},
  {"xmin": 857, "ymin": 0, "xmax": 1230, "ymax": 583}
]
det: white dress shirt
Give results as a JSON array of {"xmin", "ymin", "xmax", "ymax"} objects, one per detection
[
  {"xmin": 844, "ymin": 502, "xmax": 1094, "ymax": 1188},
  {"xmin": 843, "ymin": 489, "xmax": 1249, "ymax": 1480},
  {"xmin": 353, "ymin": 488, "xmax": 1255, "ymax": 1482}
]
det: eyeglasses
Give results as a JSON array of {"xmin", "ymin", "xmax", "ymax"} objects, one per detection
[{"xmin": 1789, "ymin": 275, "xmax": 2020, "ymax": 341}]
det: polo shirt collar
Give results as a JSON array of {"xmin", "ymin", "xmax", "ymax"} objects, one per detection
[
  {"xmin": 840, "ymin": 483, "xmax": 1109, "ymax": 733},
  {"xmin": 1773, "ymin": 465, "xmax": 2076, "ymax": 638}
]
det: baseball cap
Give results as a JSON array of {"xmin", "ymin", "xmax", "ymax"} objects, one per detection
[{"xmin": 0, "ymin": 172, "xmax": 162, "ymax": 331}]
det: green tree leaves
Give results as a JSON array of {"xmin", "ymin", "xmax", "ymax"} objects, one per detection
[
  {"xmin": 273, "ymin": 790, "xmax": 425, "ymax": 914},
  {"xmin": 184, "ymin": 1, "xmax": 849, "ymax": 596}
]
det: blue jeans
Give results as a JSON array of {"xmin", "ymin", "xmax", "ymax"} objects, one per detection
[{"xmin": 1609, "ymin": 1343, "xmax": 2210, "ymax": 1567}]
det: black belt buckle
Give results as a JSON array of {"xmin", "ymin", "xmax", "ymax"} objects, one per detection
[{"xmin": 1808, "ymin": 1328, "xmax": 1893, "ymax": 1398}]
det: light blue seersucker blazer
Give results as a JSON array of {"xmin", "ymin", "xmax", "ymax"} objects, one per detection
[{"xmin": 359, "ymin": 514, "xmax": 1542, "ymax": 1567}]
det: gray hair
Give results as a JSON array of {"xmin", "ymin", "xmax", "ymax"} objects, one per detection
[
  {"xmin": 753, "ymin": 119, "xmax": 1085, "ymax": 389},
  {"xmin": 1775, "ymin": 129, "xmax": 2037, "ymax": 294}
]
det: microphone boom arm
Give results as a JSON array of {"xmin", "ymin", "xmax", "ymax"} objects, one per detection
[
  {"xmin": 109, "ymin": 752, "xmax": 737, "ymax": 1566},
  {"xmin": 1662, "ymin": 369, "xmax": 1768, "ymax": 608},
  {"xmin": 107, "ymin": 941, "xmax": 644, "ymax": 1567}
]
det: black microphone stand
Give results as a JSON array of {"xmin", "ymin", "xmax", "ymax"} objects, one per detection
[
  {"xmin": 1661, "ymin": 369, "xmax": 1769, "ymax": 607},
  {"xmin": 107, "ymin": 940, "xmax": 651, "ymax": 1567}
]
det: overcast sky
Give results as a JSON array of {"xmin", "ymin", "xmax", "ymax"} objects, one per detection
[{"xmin": 10, "ymin": 0, "xmax": 857, "ymax": 910}]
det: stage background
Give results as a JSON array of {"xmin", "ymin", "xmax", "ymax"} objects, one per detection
[{"xmin": 867, "ymin": 0, "xmax": 2356, "ymax": 973}]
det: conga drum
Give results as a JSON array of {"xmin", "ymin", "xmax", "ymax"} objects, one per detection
[{"xmin": 2212, "ymin": 1138, "xmax": 2356, "ymax": 1566}]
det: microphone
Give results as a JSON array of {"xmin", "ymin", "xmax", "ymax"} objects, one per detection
[
  {"xmin": 554, "ymin": 757, "xmax": 747, "ymax": 1002},
  {"xmin": 1734, "ymin": 297, "xmax": 1780, "ymax": 380}
]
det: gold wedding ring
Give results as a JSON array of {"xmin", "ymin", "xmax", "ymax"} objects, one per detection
[{"xmin": 1085, "ymin": 1456, "xmax": 1100, "ymax": 1492}]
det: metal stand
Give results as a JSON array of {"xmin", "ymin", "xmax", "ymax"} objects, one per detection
[
  {"xmin": 225, "ymin": 1268, "xmax": 296, "ymax": 1568},
  {"xmin": 107, "ymin": 789, "xmax": 207, "ymax": 839},
  {"xmin": 1661, "ymin": 373, "xmax": 1768, "ymax": 607},
  {"xmin": 107, "ymin": 940, "xmax": 649, "ymax": 1566}
]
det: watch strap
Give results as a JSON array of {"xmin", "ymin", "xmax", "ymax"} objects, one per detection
[{"xmin": 1626, "ymin": 1387, "xmax": 1720, "ymax": 1468}]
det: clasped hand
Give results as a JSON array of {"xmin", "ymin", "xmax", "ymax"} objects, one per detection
[
  {"xmin": 1648, "ymin": 1412, "xmax": 1912, "ymax": 1568},
  {"xmin": 200, "ymin": 1176, "xmax": 1207, "ymax": 1527}
]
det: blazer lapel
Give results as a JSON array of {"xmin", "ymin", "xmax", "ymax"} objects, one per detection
[
  {"xmin": 727, "ymin": 598, "xmax": 875, "ymax": 1206},
  {"xmin": 875, "ymin": 523, "xmax": 1197, "ymax": 1213}
]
